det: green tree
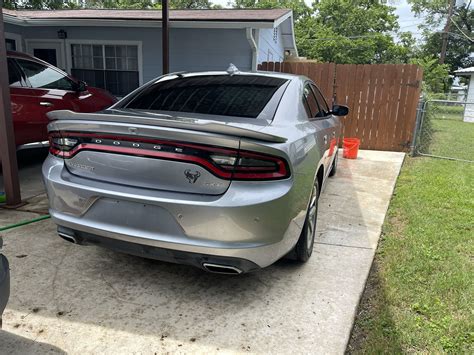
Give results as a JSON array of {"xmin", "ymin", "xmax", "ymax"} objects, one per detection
[
  {"xmin": 410, "ymin": 56, "xmax": 450, "ymax": 93},
  {"xmin": 408, "ymin": 0, "xmax": 473, "ymax": 71},
  {"xmin": 2, "ymin": 0, "xmax": 214, "ymax": 9},
  {"xmin": 295, "ymin": 0, "xmax": 414, "ymax": 64},
  {"xmin": 83, "ymin": 0, "xmax": 154, "ymax": 9},
  {"xmin": 3, "ymin": 0, "xmax": 79, "ymax": 9}
]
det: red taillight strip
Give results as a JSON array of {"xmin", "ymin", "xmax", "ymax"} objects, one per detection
[
  {"xmin": 50, "ymin": 143, "xmax": 233, "ymax": 179},
  {"xmin": 49, "ymin": 131, "xmax": 290, "ymax": 181},
  {"xmin": 234, "ymin": 155, "xmax": 288, "ymax": 178}
]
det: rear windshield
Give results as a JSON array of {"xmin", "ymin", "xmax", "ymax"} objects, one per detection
[{"xmin": 125, "ymin": 75, "xmax": 287, "ymax": 118}]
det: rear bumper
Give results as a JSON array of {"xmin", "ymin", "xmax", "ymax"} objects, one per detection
[
  {"xmin": 0, "ymin": 254, "xmax": 10, "ymax": 323},
  {"xmin": 43, "ymin": 156, "xmax": 308, "ymax": 269},
  {"xmin": 58, "ymin": 226, "xmax": 260, "ymax": 273}
]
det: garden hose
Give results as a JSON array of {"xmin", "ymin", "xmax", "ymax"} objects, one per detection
[{"xmin": 0, "ymin": 215, "xmax": 51, "ymax": 232}]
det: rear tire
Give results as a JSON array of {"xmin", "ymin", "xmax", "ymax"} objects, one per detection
[
  {"xmin": 294, "ymin": 180, "xmax": 319, "ymax": 262},
  {"xmin": 328, "ymin": 151, "xmax": 338, "ymax": 177}
]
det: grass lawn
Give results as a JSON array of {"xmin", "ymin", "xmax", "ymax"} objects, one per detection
[
  {"xmin": 347, "ymin": 156, "xmax": 474, "ymax": 353},
  {"xmin": 428, "ymin": 119, "xmax": 474, "ymax": 161},
  {"xmin": 423, "ymin": 103, "xmax": 474, "ymax": 161}
]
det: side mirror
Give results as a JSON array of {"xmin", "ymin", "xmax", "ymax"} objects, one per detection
[
  {"xmin": 331, "ymin": 104, "xmax": 349, "ymax": 116},
  {"xmin": 73, "ymin": 80, "xmax": 87, "ymax": 93}
]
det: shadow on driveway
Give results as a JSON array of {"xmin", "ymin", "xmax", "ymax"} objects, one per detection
[{"xmin": 0, "ymin": 329, "xmax": 66, "ymax": 354}]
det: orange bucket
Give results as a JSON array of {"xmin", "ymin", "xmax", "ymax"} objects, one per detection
[{"xmin": 343, "ymin": 138, "xmax": 360, "ymax": 159}]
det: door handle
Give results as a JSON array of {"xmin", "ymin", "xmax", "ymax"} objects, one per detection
[
  {"xmin": 39, "ymin": 101, "xmax": 54, "ymax": 107},
  {"xmin": 323, "ymin": 135, "xmax": 328, "ymax": 144}
]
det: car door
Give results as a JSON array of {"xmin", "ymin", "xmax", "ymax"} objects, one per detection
[
  {"xmin": 311, "ymin": 84, "xmax": 340, "ymax": 171},
  {"xmin": 7, "ymin": 58, "xmax": 37, "ymax": 146},
  {"xmin": 13, "ymin": 57, "xmax": 78, "ymax": 145},
  {"xmin": 303, "ymin": 83, "xmax": 334, "ymax": 174}
]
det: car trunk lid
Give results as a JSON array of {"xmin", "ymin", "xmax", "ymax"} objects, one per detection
[{"xmin": 47, "ymin": 110, "xmax": 287, "ymax": 195}]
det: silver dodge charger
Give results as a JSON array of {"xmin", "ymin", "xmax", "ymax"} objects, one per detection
[{"xmin": 42, "ymin": 68, "xmax": 348, "ymax": 274}]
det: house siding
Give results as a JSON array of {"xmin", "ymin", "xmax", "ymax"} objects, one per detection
[
  {"xmin": 257, "ymin": 27, "xmax": 284, "ymax": 64},
  {"xmin": 5, "ymin": 23, "xmax": 253, "ymax": 81}
]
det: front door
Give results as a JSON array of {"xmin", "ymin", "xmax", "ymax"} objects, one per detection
[{"xmin": 26, "ymin": 41, "xmax": 65, "ymax": 71}]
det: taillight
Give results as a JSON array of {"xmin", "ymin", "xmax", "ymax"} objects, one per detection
[
  {"xmin": 48, "ymin": 132, "xmax": 290, "ymax": 181},
  {"xmin": 51, "ymin": 137, "xmax": 78, "ymax": 150}
]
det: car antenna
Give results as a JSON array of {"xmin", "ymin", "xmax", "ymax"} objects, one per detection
[{"xmin": 226, "ymin": 63, "xmax": 240, "ymax": 76}]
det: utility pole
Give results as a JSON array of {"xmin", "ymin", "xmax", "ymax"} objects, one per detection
[
  {"xmin": 162, "ymin": 0, "xmax": 169, "ymax": 74},
  {"xmin": 0, "ymin": 6, "xmax": 22, "ymax": 207},
  {"xmin": 440, "ymin": 0, "xmax": 455, "ymax": 64}
]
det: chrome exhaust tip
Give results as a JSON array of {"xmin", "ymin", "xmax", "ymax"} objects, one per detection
[
  {"xmin": 202, "ymin": 263, "xmax": 243, "ymax": 275},
  {"xmin": 58, "ymin": 232, "xmax": 78, "ymax": 244}
]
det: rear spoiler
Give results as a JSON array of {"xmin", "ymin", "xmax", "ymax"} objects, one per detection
[{"xmin": 47, "ymin": 110, "xmax": 287, "ymax": 143}]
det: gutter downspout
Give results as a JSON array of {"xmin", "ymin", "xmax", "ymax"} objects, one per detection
[{"xmin": 246, "ymin": 28, "xmax": 258, "ymax": 71}]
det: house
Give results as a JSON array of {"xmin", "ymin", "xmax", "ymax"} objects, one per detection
[
  {"xmin": 3, "ymin": 8, "xmax": 297, "ymax": 96},
  {"xmin": 454, "ymin": 67, "xmax": 474, "ymax": 123},
  {"xmin": 449, "ymin": 84, "xmax": 467, "ymax": 102}
]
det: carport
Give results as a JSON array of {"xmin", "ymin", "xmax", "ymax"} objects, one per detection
[
  {"xmin": 0, "ymin": 3, "xmax": 171, "ymax": 206},
  {"xmin": 0, "ymin": 6, "xmax": 21, "ymax": 207}
]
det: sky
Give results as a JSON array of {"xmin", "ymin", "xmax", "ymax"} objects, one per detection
[{"xmin": 394, "ymin": 0, "xmax": 424, "ymax": 36}]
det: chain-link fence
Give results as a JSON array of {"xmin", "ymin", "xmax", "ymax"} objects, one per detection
[{"xmin": 414, "ymin": 99, "xmax": 474, "ymax": 163}]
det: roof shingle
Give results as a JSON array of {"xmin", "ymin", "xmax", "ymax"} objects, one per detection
[{"xmin": 3, "ymin": 8, "xmax": 291, "ymax": 22}]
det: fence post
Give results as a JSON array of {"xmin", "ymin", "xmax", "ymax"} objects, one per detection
[{"xmin": 410, "ymin": 97, "xmax": 426, "ymax": 156}]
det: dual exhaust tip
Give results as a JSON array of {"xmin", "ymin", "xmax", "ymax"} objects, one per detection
[
  {"xmin": 58, "ymin": 232, "xmax": 79, "ymax": 244},
  {"xmin": 58, "ymin": 231, "xmax": 243, "ymax": 275},
  {"xmin": 202, "ymin": 263, "xmax": 243, "ymax": 275}
]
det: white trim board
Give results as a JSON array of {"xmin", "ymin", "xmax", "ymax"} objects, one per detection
[
  {"xmin": 25, "ymin": 38, "xmax": 66, "ymax": 69},
  {"xmin": 5, "ymin": 31, "xmax": 23, "ymax": 51},
  {"xmin": 4, "ymin": 16, "xmax": 277, "ymax": 29}
]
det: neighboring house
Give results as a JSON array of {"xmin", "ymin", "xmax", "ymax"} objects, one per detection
[
  {"xmin": 3, "ymin": 8, "xmax": 297, "ymax": 97},
  {"xmin": 455, "ymin": 67, "xmax": 474, "ymax": 123},
  {"xmin": 449, "ymin": 85, "xmax": 467, "ymax": 102}
]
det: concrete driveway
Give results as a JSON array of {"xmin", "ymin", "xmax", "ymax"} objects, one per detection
[{"xmin": 0, "ymin": 149, "xmax": 404, "ymax": 354}]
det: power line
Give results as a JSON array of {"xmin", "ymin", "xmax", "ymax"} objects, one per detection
[
  {"xmin": 450, "ymin": 18, "xmax": 474, "ymax": 43},
  {"xmin": 301, "ymin": 31, "xmax": 473, "ymax": 43},
  {"xmin": 399, "ymin": 23, "xmax": 422, "ymax": 29},
  {"xmin": 301, "ymin": 34, "xmax": 381, "ymax": 41}
]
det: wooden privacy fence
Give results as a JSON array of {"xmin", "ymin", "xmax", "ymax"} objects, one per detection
[{"xmin": 258, "ymin": 61, "xmax": 423, "ymax": 151}]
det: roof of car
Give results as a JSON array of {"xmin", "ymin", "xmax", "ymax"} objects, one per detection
[
  {"xmin": 454, "ymin": 66, "xmax": 474, "ymax": 76},
  {"xmin": 7, "ymin": 51, "xmax": 73, "ymax": 78},
  {"xmin": 168, "ymin": 70, "xmax": 306, "ymax": 82},
  {"xmin": 6, "ymin": 51, "xmax": 35, "ymax": 60}
]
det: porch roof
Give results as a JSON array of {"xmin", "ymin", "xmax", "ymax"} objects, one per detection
[{"xmin": 3, "ymin": 8, "xmax": 292, "ymax": 28}]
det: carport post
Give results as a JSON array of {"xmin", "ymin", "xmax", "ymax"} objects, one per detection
[
  {"xmin": 0, "ymin": 6, "xmax": 22, "ymax": 207},
  {"xmin": 162, "ymin": 0, "xmax": 169, "ymax": 74}
]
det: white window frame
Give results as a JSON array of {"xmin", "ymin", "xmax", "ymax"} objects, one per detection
[
  {"xmin": 25, "ymin": 39, "xmax": 66, "ymax": 70},
  {"xmin": 5, "ymin": 32, "xmax": 23, "ymax": 52},
  {"xmin": 65, "ymin": 39, "xmax": 143, "ymax": 86}
]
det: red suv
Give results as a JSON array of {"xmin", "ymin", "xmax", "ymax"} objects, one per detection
[{"xmin": 7, "ymin": 51, "xmax": 117, "ymax": 147}]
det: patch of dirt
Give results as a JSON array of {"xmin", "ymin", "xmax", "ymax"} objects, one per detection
[
  {"xmin": 345, "ymin": 259, "xmax": 384, "ymax": 354},
  {"xmin": 382, "ymin": 210, "xmax": 409, "ymax": 242}
]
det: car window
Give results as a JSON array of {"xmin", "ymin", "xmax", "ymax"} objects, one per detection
[
  {"xmin": 302, "ymin": 95, "xmax": 312, "ymax": 117},
  {"xmin": 7, "ymin": 58, "xmax": 23, "ymax": 87},
  {"xmin": 311, "ymin": 84, "xmax": 330, "ymax": 117},
  {"xmin": 125, "ymin": 75, "xmax": 287, "ymax": 119},
  {"xmin": 16, "ymin": 59, "xmax": 74, "ymax": 91},
  {"xmin": 303, "ymin": 84, "xmax": 320, "ymax": 118}
]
